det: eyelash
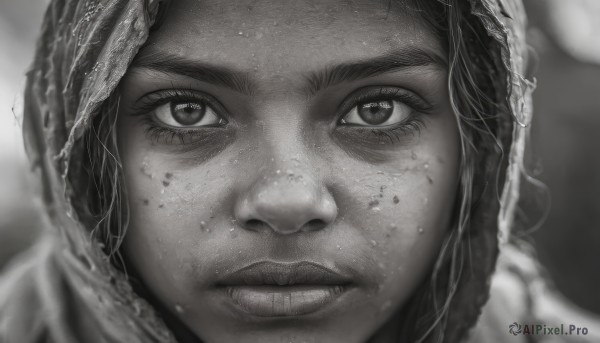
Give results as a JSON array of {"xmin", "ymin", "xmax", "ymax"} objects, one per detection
[
  {"xmin": 132, "ymin": 87, "xmax": 431, "ymax": 145},
  {"xmin": 131, "ymin": 89, "xmax": 227, "ymax": 144},
  {"xmin": 337, "ymin": 86, "xmax": 432, "ymax": 144}
]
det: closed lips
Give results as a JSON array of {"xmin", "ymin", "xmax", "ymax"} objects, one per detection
[{"xmin": 216, "ymin": 261, "xmax": 353, "ymax": 317}]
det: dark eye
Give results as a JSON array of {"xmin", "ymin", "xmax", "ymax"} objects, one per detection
[
  {"xmin": 340, "ymin": 100, "xmax": 412, "ymax": 127},
  {"xmin": 154, "ymin": 101, "xmax": 226, "ymax": 128}
]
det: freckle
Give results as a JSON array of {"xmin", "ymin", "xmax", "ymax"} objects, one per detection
[
  {"xmin": 165, "ymin": 172, "xmax": 173, "ymax": 179},
  {"xmin": 159, "ymin": 203, "xmax": 164, "ymax": 208},
  {"xmin": 162, "ymin": 180, "xmax": 170, "ymax": 187},
  {"xmin": 368, "ymin": 199, "xmax": 379, "ymax": 208},
  {"xmin": 142, "ymin": 199, "xmax": 149, "ymax": 206},
  {"xmin": 393, "ymin": 195, "xmax": 399, "ymax": 204}
]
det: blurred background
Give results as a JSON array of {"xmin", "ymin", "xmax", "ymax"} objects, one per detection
[{"xmin": 0, "ymin": 0, "xmax": 599, "ymax": 316}]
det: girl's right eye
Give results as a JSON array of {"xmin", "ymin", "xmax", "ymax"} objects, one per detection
[{"xmin": 154, "ymin": 101, "xmax": 227, "ymax": 128}]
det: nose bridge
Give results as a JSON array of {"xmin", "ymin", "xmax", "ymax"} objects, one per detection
[{"xmin": 234, "ymin": 130, "xmax": 337, "ymax": 234}]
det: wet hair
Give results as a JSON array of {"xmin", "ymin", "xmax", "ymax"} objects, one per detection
[{"xmin": 80, "ymin": 1, "xmax": 509, "ymax": 342}]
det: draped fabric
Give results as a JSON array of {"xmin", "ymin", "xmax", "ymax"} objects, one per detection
[{"xmin": 0, "ymin": 0, "xmax": 541, "ymax": 342}]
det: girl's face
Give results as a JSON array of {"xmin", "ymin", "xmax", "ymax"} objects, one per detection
[{"xmin": 117, "ymin": 0, "xmax": 459, "ymax": 342}]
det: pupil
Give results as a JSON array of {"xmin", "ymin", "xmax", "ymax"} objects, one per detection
[
  {"xmin": 357, "ymin": 100, "xmax": 393, "ymax": 125},
  {"xmin": 171, "ymin": 102, "xmax": 206, "ymax": 125}
]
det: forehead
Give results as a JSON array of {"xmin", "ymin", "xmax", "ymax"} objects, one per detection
[{"xmin": 144, "ymin": 0, "xmax": 444, "ymax": 74}]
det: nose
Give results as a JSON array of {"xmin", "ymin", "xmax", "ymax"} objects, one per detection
[{"xmin": 234, "ymin": 166, "xmax": 338, "ymax": 235}]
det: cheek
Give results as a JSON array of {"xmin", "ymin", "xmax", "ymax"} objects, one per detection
[
  {"xmin": 117, "ymin": 123, "xmax": 239, "ymax": 301},
  {"xmin": 328, "ymin": 120, "xmax": 460, "ymax": 311}
]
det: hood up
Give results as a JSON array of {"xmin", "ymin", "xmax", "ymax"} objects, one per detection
[{"xmin": 0, "ymin": 0, "xmax": 534, "ymax": 342}]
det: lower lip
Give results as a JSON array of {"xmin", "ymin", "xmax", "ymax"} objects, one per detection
[{"xmin": 225, "ymin": 285, "xmax": 346, "ymax": 317}]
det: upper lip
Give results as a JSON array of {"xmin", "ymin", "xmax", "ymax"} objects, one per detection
[{"xmin": 216, "ymin": 261, "xmax": 353, "ymax": 286}]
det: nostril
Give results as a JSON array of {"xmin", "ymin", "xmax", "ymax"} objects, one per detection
[
  {"xmin": 245, "ymin": 219, "xmax": 267, "ymax": 232},
  {"xmin": 302, "ymin": 219, "xmax": 327, "ymax": 232}
]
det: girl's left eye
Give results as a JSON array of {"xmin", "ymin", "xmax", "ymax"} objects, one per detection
[
  {"xmin": 340, "ymin": 100, "xmax": 412, "ymax": 127},
  {"xmin": 154, "ymin": 101, "xmax": 226, "ymax": 128}
]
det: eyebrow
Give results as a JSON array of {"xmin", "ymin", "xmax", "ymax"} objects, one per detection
[
  {"xmin": 131, "ymin": 47, "xmax": 446, "ymax": 97},
  {"xmin": 304, "ymin": 47, "xmax": 447, "ymax": 95},
  {"xmin": 131, "ymin": 50, "xmax": 256, "ymax": 95}
]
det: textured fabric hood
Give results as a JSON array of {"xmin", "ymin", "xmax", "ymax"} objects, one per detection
[{"xmin": 0, "ymin": 0, "xmax": 534, "ymax": 342}]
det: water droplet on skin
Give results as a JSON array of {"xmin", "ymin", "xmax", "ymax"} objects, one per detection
[
  {"xmin": 418, "ymin": 227, "xmax": 424, "ymax": 234},
  {"xmin": 140, "ymin": 157, "xmax": 154, "ymax": 179},
  {"xmin": 175, "ymin": 305, "xmax": 184, "ymax": 313},
  {"xmin": 276, "ymin": 169, "xmax": 281, "ymax": 174},
  {"xmin": 160, "ymin": 189, "xmax": 165, "ymax": 194},
  {"xmin": 370, "ymin": 240, "xmax": 377, "ymax": 247},
  {"xmin": 229, "ymin": 228, "xmax": 235, "ymax": 232},
  {"xmin": 424, "ymin": 163, "xmax": 429, "ymax": 170},
  {"xmin": 393, "ymin": 195, "xmax": 399, "ymax": 204},
  {"xmin": 200, "ymin": 221, "xmax": 210, "ymax": 233},
  {"xmin": 238, "ymin": 31, "xmax": 243, "ymax": 35},
  {"xmin": 368, "ymin": 199, "xmax": 379, "ymax": 208},
  {"xmin": 336, "ymin": 245, "xmax": 341, "ymax": 250}
]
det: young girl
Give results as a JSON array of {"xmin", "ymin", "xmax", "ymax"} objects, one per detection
[{"xmin": 1, "ymin": 0, "xmax": 596, "ymax": 342}]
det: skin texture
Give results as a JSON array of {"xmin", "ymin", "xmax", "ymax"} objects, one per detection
[{"xmin": 117, "ymin": 0, "xmax": 460, "ymax": 342}]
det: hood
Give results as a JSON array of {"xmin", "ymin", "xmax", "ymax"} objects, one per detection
[{"xmin": 2, "ymin": 0, "xmax": 535, "ymax": 342}]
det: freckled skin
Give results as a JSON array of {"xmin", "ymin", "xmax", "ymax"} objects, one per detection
[{"xmin": 117, "ymin": 1, "xmax": 460, "ymax": 343}]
